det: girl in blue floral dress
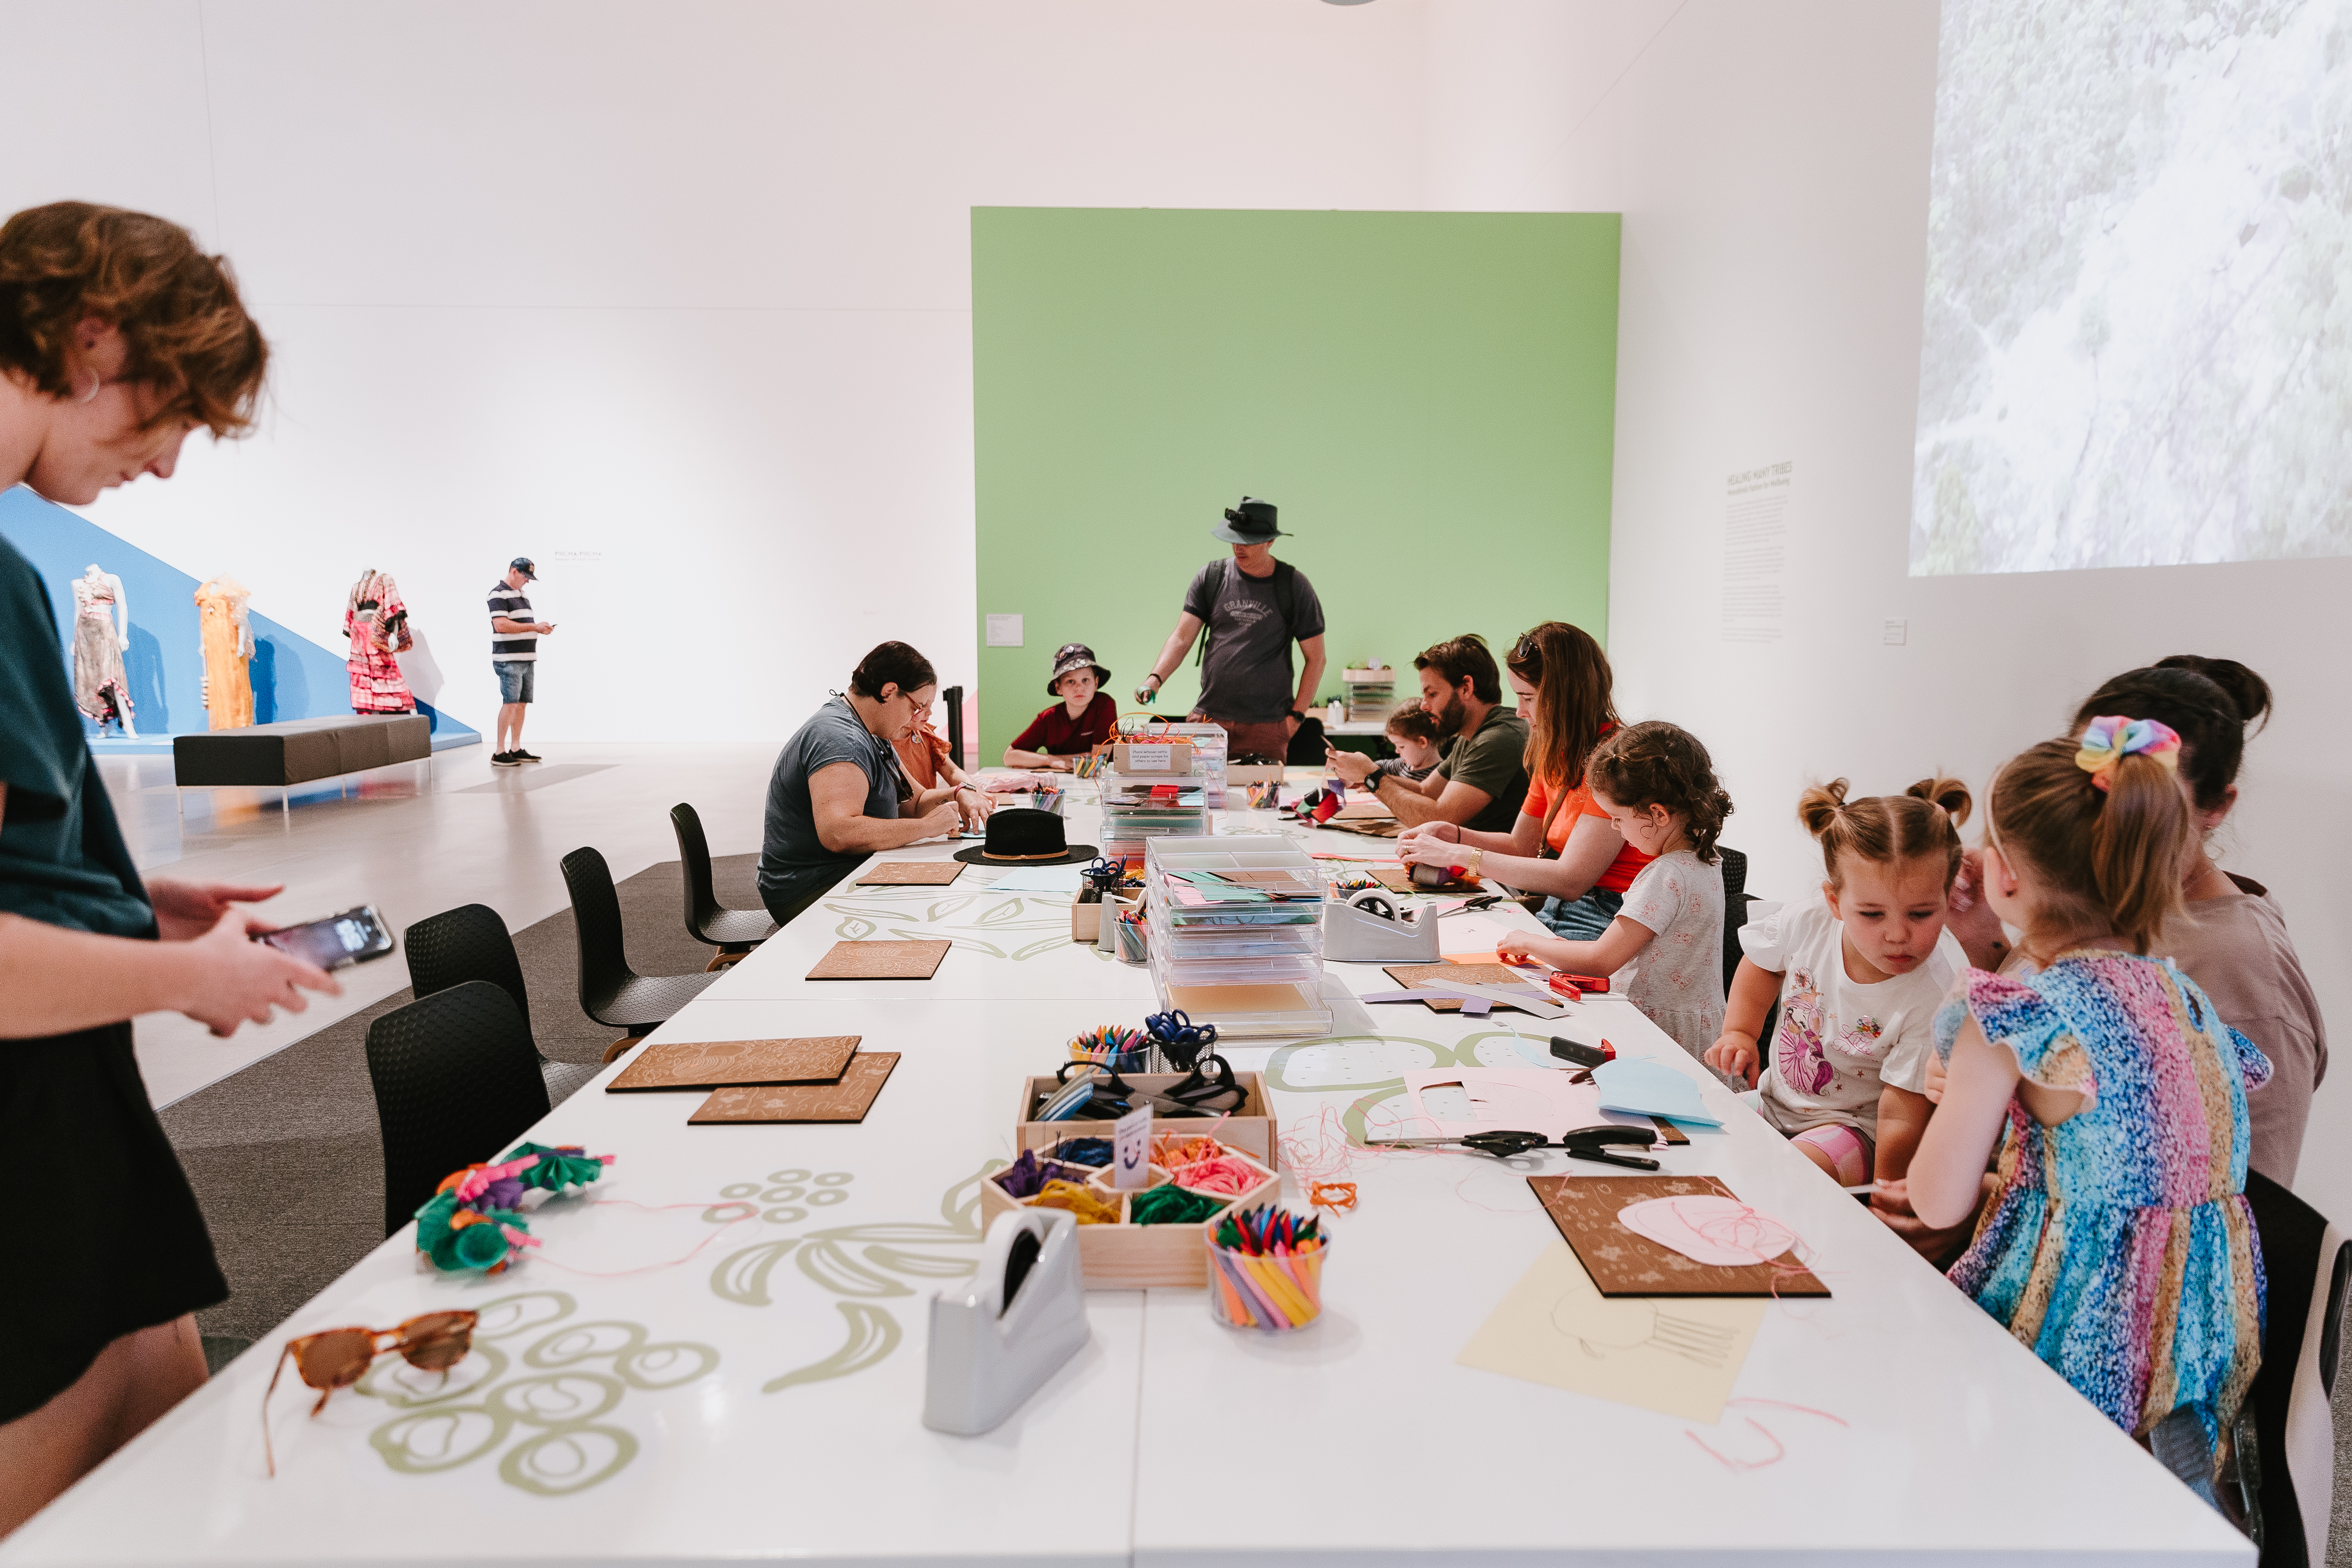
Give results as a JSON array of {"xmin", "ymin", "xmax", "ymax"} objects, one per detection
[{"xmin": 1907, "ymin": 718, "xmax": 2268, "ymax": 1500}]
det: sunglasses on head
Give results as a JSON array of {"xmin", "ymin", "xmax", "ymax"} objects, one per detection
[
  {"xmin": 263, "ymin": 1309, "xmax": 476, "ymax": 1476},
  {"xmin": 1510, "ymin": 632, "xmax": 1540, "ymax": 665}
]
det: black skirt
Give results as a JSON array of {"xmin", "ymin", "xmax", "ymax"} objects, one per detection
[{"xmin": 0, "ymin": 1023, "xmax": 227, "ymax": 1421}]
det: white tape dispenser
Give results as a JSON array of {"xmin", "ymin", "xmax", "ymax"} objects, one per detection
[
  {"xmin": 921, "ymin": 1207, "xmax": 1090, "ymax": 1435},
  {"xmin": 1322, "ymin": 886, "xmax": 1443, "ymax": 963}
]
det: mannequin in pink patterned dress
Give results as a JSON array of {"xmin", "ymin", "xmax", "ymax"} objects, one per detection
[{"xmin": 345, "ymin": 568, "xmax": 414, "ymax": 714}]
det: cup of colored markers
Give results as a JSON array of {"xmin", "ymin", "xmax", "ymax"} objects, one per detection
[{"xmin": 1207, "ymin": 1205, "xmax": 1328, "ymax": 1333}]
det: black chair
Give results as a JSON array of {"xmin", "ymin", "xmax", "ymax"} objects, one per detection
[
  {"xmin": 404, "ymin": 903, "xmax": 600, "ymax": 1104},
  {"xmin": 365, "ymin": 981, "xmax": 551, "ymax": 1236},
  {"xmin": 671, "ymin": 802, "xmax": 775, "ymax": 970},
  {"xmin": 2240, "ymin": 1170, "xmax": 2348, "ymax": 1564},
  {"xmin": 560, "ymin": 844, "xmax": 721, "ymax": 1062},
  {"xmin": 1716, "ymin": 847, "xmax": 1778, "ymax": 1057}
]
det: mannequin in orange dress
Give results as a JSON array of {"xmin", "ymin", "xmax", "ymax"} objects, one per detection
[{"xmin": 193, "ymin": 577, "xmax": 254, "ymax": 731}]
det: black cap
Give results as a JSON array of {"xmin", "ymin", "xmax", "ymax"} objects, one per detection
[
  {"xmin": 1212, "ymin": 497, "xmax": 1286, "ymax": 544},
  {"xmin": 510, "ymin": 557, "xmax": 537, "ymax": 580}
]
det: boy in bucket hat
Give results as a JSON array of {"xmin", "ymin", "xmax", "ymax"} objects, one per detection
[
  {"xmin": 1134, "ymin": 497, "xmax": 1327, "ymax": 761},
  {"xmin": 1003, "ymin": 642, "xmax": 1118, "ymax": 771}
]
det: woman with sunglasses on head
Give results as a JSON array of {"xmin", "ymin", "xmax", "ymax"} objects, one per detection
[
  {"xmin": 0, "ymin": 204, "xmax": 349, "ymax": 1536},
  {"xmin": 1395, "ymin": 622, "xmax": 1651, "ymax": 939}
]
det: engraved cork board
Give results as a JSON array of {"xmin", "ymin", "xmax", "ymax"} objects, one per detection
[
  {"xmin": 855, "ymin": 861, "xmax": 965, "ymax": 887},
  {"xmin": 806, "ymin": 939, "xmax": 952, "ymax": 980},
  {"xmin": 606, "ymin": 1036, "xmax": 859, "ymax": 1093},
  {"xmin": 689, "ymin": 1053, "xmax": 902, "ymax": 1124},
  {"xmin": 1526, "ymin": 1174, "xmax": 1829, "ymax": 1298},
  {"xmin": 1382, "ymin": 962, "xmax": 1550, "ymax": 1014}
]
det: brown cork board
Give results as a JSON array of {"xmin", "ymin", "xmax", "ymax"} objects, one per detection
[
  {"xmin": 806, "ymin": 939, "xmax": 952, "ymax": 980},
  {"xmin": 855, "ymin": 861, "xmax": 965, "ymax": 887},
  {"xmin": 606, "ymin": 1036, "xmax": 859, "ymax": 1093},
  {"xmin": 689, "ymin": 1053, "xmax": 901, "ymax": 1125},
  {"xmin": 1382, "ymin": 962, "xmax": 1551, "ymax": 1014},
  {"xmin": 1526, "ymin": 1174, "xmax": 1829, "ymax": 1298},
  {"xmin": 1370, "ymin": 865, "xmax": 1481, "ymax": 895}
]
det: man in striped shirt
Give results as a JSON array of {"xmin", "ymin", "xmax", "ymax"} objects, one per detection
[{"xmin": 488, "ymin": 557, "xmax": 553, "ymax": 766}]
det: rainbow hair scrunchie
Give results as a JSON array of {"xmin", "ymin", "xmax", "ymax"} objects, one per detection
[{"xmin": 2074, "ymin": 716, "xmax": 2181, "ymax": 793}]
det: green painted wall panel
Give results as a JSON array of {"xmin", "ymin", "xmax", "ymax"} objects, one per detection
[{"xmin": 972, "ymin": 207, "xmax": 1619, "ymax": 761}]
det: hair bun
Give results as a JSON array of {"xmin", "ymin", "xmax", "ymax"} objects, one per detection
[
  {"xmin": 2154, "ymin": 654, "xmax": 2273, "ymax": 734},
  {"xmin": 1905, "ymin": 774, "xmax": 1973, "ymax": 827},
  {"xmin": 1796, "ymin": 779, "xmax": 1851, "ymax": 840}
]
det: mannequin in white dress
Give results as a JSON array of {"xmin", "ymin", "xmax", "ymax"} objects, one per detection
[{"xmin": 70, "ymin": 564, "xmax": 136, "ymax": 738}]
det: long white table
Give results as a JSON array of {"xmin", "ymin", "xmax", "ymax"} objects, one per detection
[{"xmin": 2, "ymin": 793, "xmax": 2252, "ymax": 1565}]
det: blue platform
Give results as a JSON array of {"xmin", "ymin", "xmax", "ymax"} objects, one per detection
[{"xmin": 0, "ymin": 485, "xmax": 479, "ymax": 754}]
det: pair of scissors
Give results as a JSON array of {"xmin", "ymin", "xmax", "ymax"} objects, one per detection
[{"xmin": 1366, "ymin": 1125, "xmax": 1660, "ymax": 1171}]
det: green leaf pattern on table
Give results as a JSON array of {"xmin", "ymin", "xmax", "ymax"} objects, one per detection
[
  {"xmin": 355, "ymin": 1290, "xmax": 717, "ymax": 1496},
  {"xmin": 707, "ymin": 1160, "xmax": 1007, "ymax": 1394},
  {"xmin": 818, "ymin": 889, "xmax": 1068, "ymax": 959}
]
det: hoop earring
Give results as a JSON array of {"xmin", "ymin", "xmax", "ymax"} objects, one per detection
[{"xmin": 76, "ymin": 373, "xmax": 101, "ymax": 405}]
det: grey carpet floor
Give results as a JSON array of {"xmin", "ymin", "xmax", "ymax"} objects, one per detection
[
  {"xmin": 157, "ymin": 853, "xmax": 2352, "ymax": 1551},
  {"xmin": 162, "ymin": 852, "xmax": 763, "ymax": 1357}
]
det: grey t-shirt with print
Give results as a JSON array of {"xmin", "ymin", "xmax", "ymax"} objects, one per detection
[{"xmin": 1181, "ymin": 558, "xmax": 1326, "ymax": 723}]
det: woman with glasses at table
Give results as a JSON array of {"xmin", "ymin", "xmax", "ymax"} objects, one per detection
[
  {"xmin": 1396, "ymin": 622, "xmax": 1652, "ymax": 939},
  {"xmin": 0, "ymin": 204, "xmax": 345, "ymax": 1537}
]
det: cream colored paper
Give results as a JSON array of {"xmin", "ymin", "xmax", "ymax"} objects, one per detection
[{"xmin": 1456, "ymin": 1242, "xmax": 1765, "ymax": 1423}]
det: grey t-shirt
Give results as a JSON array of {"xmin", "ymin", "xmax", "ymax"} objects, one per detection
[
  {"xmin": 758, "ymin": 696, "xmax": 903, "ymax": 916},
  {"xmin": 1181, "ymin": 559, "xmax": 1326, "ymax": 723}
]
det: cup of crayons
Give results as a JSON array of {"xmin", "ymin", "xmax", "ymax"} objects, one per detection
[{"xmin": 1207, "ymin": 1205, "xmax": 1327, "ymax": 1332}]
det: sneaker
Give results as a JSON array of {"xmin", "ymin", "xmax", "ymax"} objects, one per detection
[
  {"xmin": 491, "ymin": 751, "xmax": 522, "ymax": 767},
  {"xmin": 511, "ymin": 749, "xmax": 542, "ymax": 763}
]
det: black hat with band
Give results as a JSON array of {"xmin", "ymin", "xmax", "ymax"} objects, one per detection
[
  {"xmin": 951, "ymin": 807, "xmax": 1099, "ymax": 867},
  {"xmin": 1045, "ymin": 642, "xmax": 1112, "ymax": 696}
]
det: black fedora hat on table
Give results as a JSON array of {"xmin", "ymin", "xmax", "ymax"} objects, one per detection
[
  {"xmin": 1211, "ymin": 496, "xmax": 1287, "ymax": 544},
  {"xmin": 951, "ymin": 807, "xmax": 1099, "ymax": 866}
]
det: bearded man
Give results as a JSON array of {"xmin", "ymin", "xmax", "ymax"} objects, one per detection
[{"xmin": 1324, "ymin": 633, "xmax": 1528, "ymax": 832}]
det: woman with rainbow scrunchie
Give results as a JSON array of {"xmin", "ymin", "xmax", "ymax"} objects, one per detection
[{"xmin": 1908, "ymin": 718, "xmax": 2269, "ymax": 1512}]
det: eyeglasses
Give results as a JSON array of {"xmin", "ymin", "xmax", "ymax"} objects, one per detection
[
  {"xmin": 1510, "ymin": 631, "xmax": 1541, "ymax": 665},
  {"xmin": 263, "ymin": 1310, "xmax": 477, "ymax": 1475}
]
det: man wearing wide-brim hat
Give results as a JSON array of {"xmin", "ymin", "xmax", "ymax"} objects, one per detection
[{"xmin": 1134, "ymin": 497, "xmax": 1327, "ymax": 762}]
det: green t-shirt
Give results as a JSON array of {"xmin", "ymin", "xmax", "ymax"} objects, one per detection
[
  {"xmin": 0, "ymin": 532, "xmax": 155, "ymax": 938},
  {"xmin": 1435, "ymin": 706, "xmax": 1532, "ymax": 835}
]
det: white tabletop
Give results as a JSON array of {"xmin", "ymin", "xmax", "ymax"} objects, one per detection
[{"xmin": 3, "ymin": 791, "xmax": 2253, "ymax": 1565}]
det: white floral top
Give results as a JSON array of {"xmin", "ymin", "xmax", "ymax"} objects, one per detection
[{"xmin": 1613, "ymin": 850, "xmax": 1725, "ymax": 1059}]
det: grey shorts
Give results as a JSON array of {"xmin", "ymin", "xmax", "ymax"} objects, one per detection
[{"xmin": 494, "ymin": 660, "xmax": 536, "ymax": 704}]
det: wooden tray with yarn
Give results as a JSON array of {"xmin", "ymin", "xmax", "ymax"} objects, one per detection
[
  {"xmin": 977, "ymin": 1143, "xmax": 1277, "ymax": 1287},
  {"xmin": 806, "ymin": 939, "xmax": 952, "ymax": 980},
  {"xmin": 1381, "ymin": 962, "xmax": 1553, "ymax": 1013}
]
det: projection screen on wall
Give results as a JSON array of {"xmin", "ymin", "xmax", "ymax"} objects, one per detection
[{"xmin": 1911, "ymin": 0, "xmax": 2352, "ymax": 575}]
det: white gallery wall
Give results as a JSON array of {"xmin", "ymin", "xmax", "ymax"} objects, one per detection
[
  {"xmin": 8, "ymin": 0, "xmax": 2346, "ymax": 1215},
  {"xmin": 0, "ymin": 0, "xmax": 1430, "ymax": 741},
  {"xmin": 1422, "ymin": 0, "xmax": 2352, "ymax": 1219}
]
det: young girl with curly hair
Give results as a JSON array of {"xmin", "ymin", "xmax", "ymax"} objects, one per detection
[{"xmin": 1496, "ymin": 720, "xmax": 1730, "ymax": 1056}]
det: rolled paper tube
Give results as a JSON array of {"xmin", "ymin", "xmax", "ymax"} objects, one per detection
[
  {"xmin": 1216, "ymin": 1250, "xmax": 1288, "ymax": 1329},
  {"xmin": 1028, "ymin": 1179, "xmax": 1121, "ymax": 1225},
  {"xmin": 1245, "ymin": 1254, "xmax": 1315, "ymax": 1324}
]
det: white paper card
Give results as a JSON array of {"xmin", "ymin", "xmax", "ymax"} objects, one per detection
[
  {"xmin": 985, "ymin": 613, "xmax": 1024, "ymax": 647},
  {"xmin": 1113, "ymin": 1105, "xmax": 1152, "ymax": 1190},
  {"xmin": 988, "ymin": 865, "xmax": 1082, "ymax": 893},
  {"xmin": 1122, "ymin": 743, "xmax": 1172, "ymax": 772}
]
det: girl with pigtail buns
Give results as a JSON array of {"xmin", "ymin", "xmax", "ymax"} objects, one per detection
[
  {"xmin": 1905, "ymin": 721, "xmax": 2268, "ymax": 1507},
  {"xmin": 1706, "ymin": 776, "xmax": 1973, "ymax": 1191}
]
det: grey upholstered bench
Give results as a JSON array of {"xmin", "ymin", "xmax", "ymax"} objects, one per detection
[{"xmin": 173, "ymin": 715, "xmax": 433, "ymax": 813}]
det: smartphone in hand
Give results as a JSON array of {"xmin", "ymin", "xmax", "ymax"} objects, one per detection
[{"xmin": 255, "ymin": 905, "xmax": 397, "ymax": 970}]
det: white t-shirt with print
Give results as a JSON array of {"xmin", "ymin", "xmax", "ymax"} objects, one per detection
[
  {"xmin": 1737, "ymin": 890, "xmax": 1966, "ymax": 1140},
  {"xmin": 1612, "ymin": 849, "xmax": 1725, "ymax": 1060}
]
